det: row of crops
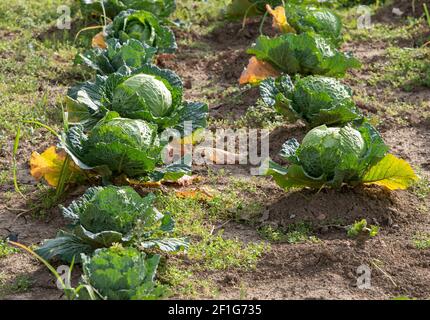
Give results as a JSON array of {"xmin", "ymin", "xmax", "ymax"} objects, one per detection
[
  {"xmin": 235, "ymin": 0, "xmax": 418, "ymax": 191},
  {"xmin": 20, "ymin": 0, "xmax": 210, "ymax": 300},
  {"xmin": 11, "ymin": 0, "xmax": 420, "ymax": 300}
]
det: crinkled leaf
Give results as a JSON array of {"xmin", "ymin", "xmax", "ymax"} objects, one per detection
[
  {"xmin": 280, "ymin": 3, "xmax": 343, "ymax": 46},
  {"xmin": 279, "ymin": 138, "xmax": 300, "ymax": 163},
  {"xmin": 76, "ymin": 38, "xmax": 156, "ymax": 75},
  {"xmin": 174, "ymin": 101, "xmax": 209, "ymax": 135},
  {"xmin": 247, "ymin": 33, "xmax": 360, "ymax": 77},
  {"xmin": 81, "ymin": 247, "xmax": 166, "ymax": 300}
]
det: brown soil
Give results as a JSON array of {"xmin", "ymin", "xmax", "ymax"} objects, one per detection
[
  {"xmin": 1, "ymin": 8, "xmax": 430, "ymax": 300},
  {"xmin": 374, "ymin": 0, "xmax": 430, "ymax": 23},
  {"xmin": 164, "ymin": 16, "xmax": 430, "ymax": 299}
]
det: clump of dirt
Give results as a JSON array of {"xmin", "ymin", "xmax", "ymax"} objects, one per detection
[{"xmin": 266, "ymin": 186, "xmax": 419, "ymax": 230}]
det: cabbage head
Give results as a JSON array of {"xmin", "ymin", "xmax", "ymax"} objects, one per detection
[
  {"xmin": 297, "ymin": 125, "xmax": 366, "ymax": 179},
  {"xmin": 282, "ymin": 3, "xmax": 343, "ymax": 46},
  {"xmin": 114, "ymin": 74, "xmax": 172, "ymax": 117},
  {"xmin": 260, "ymin": 75, "xmax": 363, "ymax": 127},
  {"xmin": 80, "ymin": 247, "xmax": 167, "ymax": 300},
  {"xmin": 61, "ymin": 112, "xmax": 162, "ymax": 178},
  {"xmin": 106, "ymin": 9, "xmax": 177, "ymax": 53},
  {"xmin": 265, "ymin": 123, "xmax": 389, "ymax": 189},
  {"xmin": 66, "ymin": 64, "xmax": 208, "ymax": 132}
]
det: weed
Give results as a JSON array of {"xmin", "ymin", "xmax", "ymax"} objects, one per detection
[
  {"xmin": 0, "ymin": 240, "xmax": 19, "ymax": 259},
  {"xmin": 258, "ymin": 223, "xmax": 319, "ymax": 244},
  {"xmin": 347, "ymin": 219, "xmax": 379, "ymax": 239},
  {"xmin": 413, "ymin": 233, "xmax": 430, "ymax": 249},
  {"xmin": 411, "ymin": 174, "xmax": 430, "ymax": 200},
  {"xmin": 369, "ymin": 46, "xmax": 430, "ymax": 91}
]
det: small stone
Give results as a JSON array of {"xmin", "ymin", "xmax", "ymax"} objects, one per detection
[
  {"xmin": 392, "ymin": 8, "xmax": 404, "ymax": 16},
  {"xmin": 317, "ymin": 214, "xmax": 326, "ymax": 221}
]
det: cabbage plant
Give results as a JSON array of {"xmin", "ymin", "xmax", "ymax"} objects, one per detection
[
  {"xmin": 80, "ymin": 0, "xmax": 176, "ymax": 19},
  {"xmin": 61, "ymin": 112, "xmax": 190, "ymax": 180},
  {"xmin": 66, "ymin": 64, "xmax": 208, "ymax": 132},
  {"xmin": 35, "ymin": 186, "xmax": 188, "ymax": 263},
  {"xmin": 79, "ymin": 246, "xmax": 167, "ymax": 300},
  {"xmin": 75, "ymin": 38, "xmax": 157, "ymax": 75},
  {"xmin": 259, "ymin": 75, "xmax": 363, "ymax": 127},
  {"xmin": 267, "ymin": 3, "xmax": 343, "ymax": 46},
  {"xmin": 106, "ymin": 9, "xmax": 177, "ymax": 53},
  {"xmin": 242, "ymin": 33, "xmax": 360, "ymax": 82},
  {"xmin": 265, "ymin": 124, "xmax": 417, "ymax": 190}
]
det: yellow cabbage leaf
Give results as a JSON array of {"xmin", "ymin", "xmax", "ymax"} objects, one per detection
[
  {"xmin": 362, "ymin": 153, "xmax": 418, "ymax": 190},
  {"xmin": 30, "ymin": 146, "xmax": 83, "ymax": 187},
  {"xmin": 266, "ymin": 5, "xmax": 296, "ymax": 34},
  {"xmin": 92, "ymin": 32, "xmax": 107, "ymax": 49},
  {"xmin": 239, "ymin": 57, "xmax": 280, "ymax": 85}
]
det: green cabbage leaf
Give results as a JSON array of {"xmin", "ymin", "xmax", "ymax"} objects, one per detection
[
  {"xmin": 282, "ymin": 3, "xmax": 343, "ymax": 46},
  {"xmin": 75, "ymin": 38, "xmax": 157, "ymax": 75},
  {"xmin": 247, "ymin": 33, "xmax": 360, "ymax": 77},
  {"xmin": 60, "ymin": 112, "xmax": 192, "ymax": 180}
]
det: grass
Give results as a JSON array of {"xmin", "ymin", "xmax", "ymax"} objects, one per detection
[
  {"xmin": 0, "ymin": 0, "xmax": 93, "ymax": 155},
  {"xmin": 411, "ymin": 174, "xmax": 430, "ymax": 200},
  {"xmin": 369, "ymin": 46, "xmax": 430, "ymax": 91},
  {"xmin": 0, "ymin": 240, "xmax": 19, "ymax": 259},
  {"xmin": 174, "ymin": 0, "xmax": 230, "ymax": 26},
  {"xmin": 0, "ymin": 274, "xmax": 33, "ymax": 298},
  {"xmin": 156, "ymin": 182, "xmax": 269, "ymax": 298},
  {"xmin": 413, "ymin": 233, "xmax": 430, "ymax": 249},
  {"xmin": 258, "ymin": 222, "xmax": 319, "ymax": 244},
  {"xmin": 345, "ymin": 17, "xmax": 428, "ymax": 44}
]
